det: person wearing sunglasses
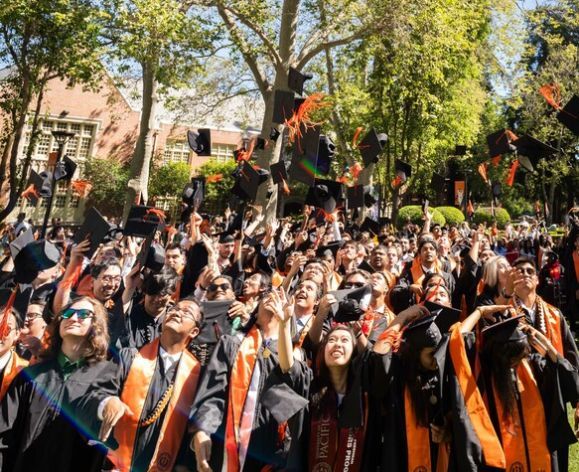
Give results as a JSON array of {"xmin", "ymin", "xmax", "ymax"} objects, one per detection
[
  {"xmin": 79, "ymin": 298, "xmax": 204, "ymax": 472},
  {"xmin": 0, "ymin": 296, "xmax": 117, "ymax": 472},
  {"xmin": 16, "ymin": 300, "xmax": 47, "ymax": 360}
]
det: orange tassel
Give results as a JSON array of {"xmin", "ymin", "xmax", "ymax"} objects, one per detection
[
  {"xmin": 0, "ymin": 288, "xmax": 17, "ymax": 339},
  {"xmin": 285, "ymin": 93, "xmax": 329, "ymax": 144},
  {"xmin": 351, "ymin": 126, "xmax": 364, "ymax": 148},
  {"xmin": 235, "ymin": 139, "xmax": 255, "ymax": 162},
  {"xmin": 506, "ymin": 159, "xmax": 520, "ymax": 187},
  {"xmin": 477, "ymin": 162, "xmax": 488, "ymax": 183},
  {"xmin": 467, "ymin": 200, "xmax": 475, "ymax": 216},
  {"xmin": 539, "ymin": 83, "xmax": 561, "ymax": 110},
  {"xmin": 21, "ymin": 184, "xmax": 40, "ymax": 201},
  {"xmin": 281, "ymin": 178, "xmax": 290, "ymax": 195},
  {"xmin": 504, "ymin": 129, "xmax": 518, "ymax": 142},
  {"xmin": 491, "ymin": 155, "xmax": 501, "ymax": 167},
  {"xmin": 376, "ymin": 327, "xmax": 404, "ymax": 352},
  {"xmin": 144, "ymin": 208, "xmax": 166, "ymax": 222},
  {"xmin": 350, "ymin": 162, "xmax": 363, "ymax": 181},
  {"xmin": 391, "ymin": 175, "xmax": 403, "ymax": 188},
  {"xmin": 337, "ymin": 174, "xmax": 350, "ymax": 185},
  {"xmin": 71, "ymin": 179, "xmax": 93, "ymax": 198},
  {"xmin": 205, "ymin": 174, "xmax": 223, "ymax": 184}
]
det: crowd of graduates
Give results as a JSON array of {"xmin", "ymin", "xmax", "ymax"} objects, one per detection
[{"xmin": 0, "ymin": 200, "xmax": 577, "ymax": 472}]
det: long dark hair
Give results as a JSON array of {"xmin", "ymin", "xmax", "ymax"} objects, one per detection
[
  {"xmin": 310, "ymin": 325, "xmax": 358, "ymax": 412},
  {"xmin": 481, "ymin": 336, "xmax": 530, "ymax": 419}
]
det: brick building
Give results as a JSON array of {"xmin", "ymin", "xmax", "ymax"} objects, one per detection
[{"xmin": 8, "ymin": 72, "xmax": 259, "ymax": 224}]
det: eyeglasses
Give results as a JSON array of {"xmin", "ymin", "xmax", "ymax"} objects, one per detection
[
  {"xmin": 99, "ymin": 275, "xmax": 122, "ymax": 284},
  {"xmin": 24, "ymin": 313, "xmax": 43, "ymax": 325},
  {"xmin": 60, "ymin": 308, "xmax": 94, "ymax": 320},
  {"xmin": 208, "ymin": 282, "xmax": 231, "ymax": 292},
  {"xmin": 518, "ymin": 267, "xmax": 536, "ymax": 276},
  {"xmin": 343, "ymin": 282, "xmax": 365, "ymax": 289},
  {"xmin": 167, "ymin": 306, "xmax": 197, "ymax": 322}
]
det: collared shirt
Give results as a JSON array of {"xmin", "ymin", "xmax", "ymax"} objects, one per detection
[
  {"xmin": 518, "ymin": 300, "xmax": 536, "ymax": 325},
  {"xmin": 296, "ymin": 315, "xmax": 313, "ymax": 334},
  {"xmin": 57, "ymin": 351, "xmax": 86, "ymax": 380},
  {"xmin": 158, "ymin": 346, "xmax": 182, "ymax": 372},
  {"xmin": 0, "ymin": 350, "xmax": 12, "ymax": 373}
]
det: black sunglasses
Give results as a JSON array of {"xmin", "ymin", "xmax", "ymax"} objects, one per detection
[
  {"xmin": 208, "ymin": 282, "xmax": 231, "ymax": 292},
  {"xmin": 61, "ymin": 308, "xmax": 94, "ymax": 320},
  {"xmin": 343, "ymin": 282, "xmax": 365, "ymax": 289}
]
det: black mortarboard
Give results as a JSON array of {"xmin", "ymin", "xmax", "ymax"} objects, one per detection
[
  {"xmin": 260, "ymin": 382, "xmax": 309, "ymax": 424},
  {"xmin": 73, "ymin": 207, "xmax": 113, "ymax": 258},
  {"xmin": 305, "ymin": 179, "xmax": 343, "ymax": 213},
  {"xmin": 377, "ymin": 133, "xmax": 388, "ymax": 147},
  {"xmin": 136, "ymin": 232, "xmax": 154, "ymax": 268},
  {"xmin": 357, "ymin": 259, "xmax": 375, "ymax": 273},
  {"xmin": 330, "ymin": 285, "xmax": 372, "ymax": 322},
  {"xmin": 557, "ymin": 95, "xmax": 579, "ymax": 136},
  {"xmin": 288, "ymin": 67, "xmax": 312, "ymax": 96},
  {"xmin": 294, "ymin": 124, "xmax": 321, "ymax": 161},
  {"xmin": 347, "ymin": 185, "xmax": 365, "ymax": 209},
  {"xmin": 316, "ymin": 240, "xmax": 345, "ymax": 259},
  {"xmin": 358, "ymin": 128, "xmax": 383, "ymax": 166},
  {"xmin": 360, "ymin": 217, "xmax": 381, "ymax": 237},
  {"xmin": 423, "ymin": 301, "xmax": 461, "ymax": 333},
  {"xmin": 197, "ymin": 300, "xmax": 235, "ymax": 344},
  {"xmin": 231, "ymin": 161, "xmax": 261, "ymax": 202},
  {"xmin": 403, "ymin": 315, "xmax": 442, "ymax": 349},
  {"xmin": 54, "ymin": 155, "xmax": 77, "ymax": 181},
  {"xmin": 123, "ymin": 205, "xmax": 163, "ymax": 237},
  {"xmin": 256, "ymin": 137, "xmax": 267, "ymax": 150},
  {"xmin": 145, "ymin": 242, "xmax": 165, "ymax": 273},
  {"xmin": 512, "ymin": 134, "xmax": 558, "ymax": 171},
  {"xmin": 10, "ymin": 228, "xmax": 35, "ymax": 260},
  {"xmin": 14, "ymin": 240, "xmax": 60, "ymax": 284},
  {"xmin": 272, "ymin": 90, "xmax": 296, "ymax": 124},
  {"xmin": 270, "ymin": 127, "xmax": 281, "ymax": 142},
  {"xmin": 486, "ymin": 129, "xmax": 516, "ymax": 157},
  {"xmin": 492, "ymin": 182, "xmax": 502, "ymax": 197},
  {"xmin": 454, "ymin": 145, "xmax": 467, "ymax": 156},
  {"xmin": 289, "ymin": 151, "xmax": 318, "ymax": 186},
  {"xmin": 270, "ymin": 161, "xmax": 289, "ymax": 184},
  {"xmin": 364, "ymin": 187, "xmax": 377, "ymax": 208},
  {"xmin": 317, "ymin": 135, "xmax": 335, "ymax": 175},
  {"xmin": 182, "ymin": 177, "xmax": 205, "ymax": 210},
  {"xmin": 481, "ymin": 314, "xmax": 526, "ymax": 344},
  {"xmin": 395, "ymin": 159, "xmax": 412, "ymax": 183},
  {"xmin": 187, "ymin": 129, "xmax": 211, "ymax": 156}
]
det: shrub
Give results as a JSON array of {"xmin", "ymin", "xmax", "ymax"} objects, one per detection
[
  {"xmin": 473, "ymin": 207, "xmax": 511, "ymax": 229},
  {"xmin": 397, "ymin": 205, "xmax": 446, "ymax": 228},
  {"xmin": 436, "ymin": 206, "xmax": 465, "ymax": 225}
]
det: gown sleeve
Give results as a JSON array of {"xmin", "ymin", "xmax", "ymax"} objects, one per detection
[{"xmin": 0, "ymin": 370, "xmax": 29, "ymax": 469}]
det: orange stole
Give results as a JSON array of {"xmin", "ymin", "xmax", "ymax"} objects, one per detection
[
  {"xmin": 448, "ymin": 324, "xmax": 506, "ymax": 469},
  {"xmin": 0, "ymin": 351, "xmax": 28, "ymax": 400},
  {"xmin": 111, "ymin": 339, "xmax": 201, "ymax": 472},
  {"xmin": 225, "ymin": 325, "xmax": 262, "ymax": 472},
  {"xmin": 410, "ymin": 258, "xmax": 441, "ymax": 285},
  {"xmin": 492, "ymin": 360, "xmax": 551, "ymax": 472},
  {"xmin": 540, "ymin": 299, "xmax": 563, "ymax": 355}
]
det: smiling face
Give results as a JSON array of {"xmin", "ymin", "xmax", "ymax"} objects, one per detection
[
  {"xmin": 206, "ymin": 276, "xmax": 235, "ymax": 301},
  {"xmin": 92, "ymin": 265, "xmax": 122, "ymax": 302},
  {"xmin": 324, "ymin": 327, "xmax": 355, "ymax": 368},
  {"xmin": 294, "ymin": 279, "xmax": 318, "ymax": 312},
  {"xmin": 20, "ymin": 303, "xmax": 46, "ymax": 339},
  {"xmin": 59, "ymin": 299, "xmax": 95, "ymax": 340}
]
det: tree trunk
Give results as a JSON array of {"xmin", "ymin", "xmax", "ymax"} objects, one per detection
[{"xmin": 123, "ymin": 61, "xmax": 159, "ymax": 220}]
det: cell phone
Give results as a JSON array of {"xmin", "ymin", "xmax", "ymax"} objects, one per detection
[{"xmin": 422, "ymin": 199, "xmax": 430, "ymax": 214}]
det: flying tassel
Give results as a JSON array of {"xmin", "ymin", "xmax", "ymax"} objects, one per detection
[
  {"xmin": 144, "ymin": 208, "xmax": 166, "ymax": 222},
  {"xmin": 350, "ymin": 162, "xmax": 363, "ymax": 181},
  {"xmin": 337, "ymin": 174, "xmax": 350, "ymax": 185},
  {"xmin": 0, "ymin": 287, "xmax": 17, "ymax": 339},
  {"xmin": 71, "ymin": 179, "xmax": 93, "ymax": 198},
  {"xmin": 235, "ymin": 139, "xmax": 255, "ymax": 162},
  {"xmin": 477, "ymin": 162, "xmax": 489, "ymax": 184},
  {"xmin": 205, "ymin": 174, "xmax": 223, "ymax": 184},
  {"xmin": 539, "ymin": 83, "xmax": 562, "ymax": 110},
  {"xmin": 504, "ymin": 129, "xmax": 518, "ymax": 142},
  {"xmin": 506, "ymin": 159, "xmax": 520, "ymax": 187},
  {"xmin": 21, "ymin": 184, "xmax": 39, "ymax": 201},
  {"xmin": 491, "ymin": 155, "xmax": 502, "ymax": 167},
  {"xmin": 467, "ymin": 200, "xmax": 475, "ymax": 217},
  {"xmin": 285, "ymin": 93, "xmax": 329, "ymax": 144},
  {"xmin": 281, "ymin": 178, "xmax": 290, "ymax": 195},
  {"xmin": 391, "ymin": 175, "xmax": 403, "ymax": 188},
  {"xmin": 351, "ymin": 126, "xmax": 364, "ymax": 148}
]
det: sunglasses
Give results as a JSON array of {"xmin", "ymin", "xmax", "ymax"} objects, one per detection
[
  {"xmin": 343, "ymin": 282, "xmax": 365, "ymax": 289},
  {"xmin": 61, "ymin": 308, "xmax": 94, "ymax": 320},
  {"xmin": 208, "ymin": 282, "xmax": 231, "ymax": 292}
]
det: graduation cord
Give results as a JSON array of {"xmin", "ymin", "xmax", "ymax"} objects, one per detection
[{"xmin": 139, "ymin": 383, "xmax": 174, "ymax": 427}]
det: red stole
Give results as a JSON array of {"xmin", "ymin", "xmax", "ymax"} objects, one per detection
[
  {"xmin": 573, "ymin": 251, "xmax": 579, "ymax": 284},
  {"xmin": 225, "ymin": 325, "xmax": 262, "ymax": 472},
  {"xmin": 492, "ymin": 360, "xmax": 551, "ymax": 472},
  {"xmin": 110, "ymin": 338, "xmax": 201, "ymax": 472},
  {"xmin": 309, "ymin": 390, "xmax": 367, "ymax": 472},
  {"xmin": 0, "ymin": 351, "xmax": 28, "ymax": 400}
]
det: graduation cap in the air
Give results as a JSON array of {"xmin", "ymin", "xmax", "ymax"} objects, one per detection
[
  {"xmin": 329, "ymin": 284, "xmax": 372, "ymax": 322},
  {"xmin": 145, "ymin": 242, "xmax": 165, "ymax": 273},
  {"xmin": 394, "ymin": 159, "xmax": 412, "ymax": 185},
  {"xmin": 512, "ymin": 134, "xmax": 558, "ymax": 172},
  {"xmin": 293, "ymin": 124, "xmax": 321, "ymax": 160},
  {"xmin": 486, "ymin": 129, "xmax": 517, "ymax": 157},
  {"xmin": 356, "ymin": 259, "xmax": 375, "ymax": 274},
  {"xmin": 492, "ymin": 182, "xmax": 502, "ymax": 198},
  {"xmin": 182, "ymin": 177, "xmax": 205, "ymax": 210},
  {"xmin": 316, "ymin": 240, "xmax": 345, "ymax": 259},
  {"xmin": 423, "ymin": 301, "xmax": 461, "ymax": 333},
  {"xmin": 269, "ymin": 127, "xmax": 281, "ymax": 142},
  {"xmin": 196, "ymin": 300, "xmax": 235, "ymax": 344},
  {"xmin": 557, "ymin": 94, "xmax": 579, "ymax": 136},
  {"xmin": 364, "ymin": 187, "xmax": 377, "ymax": 208},
  {"xmin": 305, "ymin": 179, "xmax": 343, "ymax": 213},
  {"xmin": 187, "ymin": 129, "xmax": 211, "ymax": 156},
  {"xmin": 289, "ymin": 131, "xmax": 319, "ymax": 186},
  {"xmin": 231, "ymin": 161, "xmax": 263, "ymax": 202},
  {"xmin": 316, "ymin": 135, "xmax": 335, "ymax": 175},
  {"xmin": 288, "ymin": 67, "xmax": 312, "ymax": 96},
  {"xmin": 270, "ymin": 161, "xmax": 289, "ymax": 185},
  {"xmin": 256, "ymin": 137, "xmax": 267, "ymax": 150},
  {"xmin": 403, "ymin": 314, "xmax": 442, "ymax": 350},
  {"xmin": 124, "ymin": 205, "xmax": 164, "ymax": 237},
  {"xmin": 13, "ymin": 239, "xmax": 60, "ymax": 284},
  {"xmin": 481, "ymin": 314, "xmax": 526, "ymax": 344},
  {"xmin": 9, "ymin": 228, "xmax": 35, "ymax": 261},
  {"xmin": 272, "ymin": 90, "xmax": 297, "ymax": 124},
  {"xmin": 454, "ymin": 145, "xmax": 467, "ymax": 156},
  {"xmin": 54, "ymin": 155, "xmax": 77, "ymax": 181},
  {"xmin": 73, "ymin": 207, "xmax": 113, "ymax": 259},
  {"xmin": 260, "ymin": 382, "xmax": 310, "ymax": 424},
  {"xmin": 347, "ymin": 185, "xmax": 365, "ymax": 209},
  {"xmin": 358, "ymin": 128, "xmax": 384, "ymax": 166},
  {"xmin": 360, "ymin": 217, "xmax": 382, "ymax": 237}
]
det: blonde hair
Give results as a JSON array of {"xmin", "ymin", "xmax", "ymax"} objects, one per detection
[{"xmin": 482, "ymin": 255, "xmax": 509, "ymax": 292}]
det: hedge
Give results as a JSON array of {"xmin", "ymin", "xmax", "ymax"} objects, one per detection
[
  {"xmin": 473, "ymin": 207, "xmax": 511, "ymax": 229},
  {"xmin": 397, "ymin": 205, "xmax": 446, "ymax": 228},
  {"xmin": 436, "ymin": 206, "xmax": 465, "ymax": 225}
]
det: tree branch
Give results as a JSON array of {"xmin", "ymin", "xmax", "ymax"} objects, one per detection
[{"xmin": 296, "ymin": 31, "xmax": 364, "ymax": 70}]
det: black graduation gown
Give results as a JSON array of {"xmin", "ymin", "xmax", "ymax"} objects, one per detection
[
  {"xmin": 190, "ymin": 334, "xmax": 312, "ymax": 471},
  {"xmin": 0, "ymin": 358, "xmax": 117, "ymax": 472},
  {"xmin": 117, "ymin": 300, "xmax": 165, "ymax": 351}
]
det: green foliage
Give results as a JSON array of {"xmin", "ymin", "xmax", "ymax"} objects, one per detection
[
  {"xmin": 149, "ymin": 162, "xmax": 191, "ymax": 199},
  {"xmin": 84, "ymin": 157, "xmax": 130, "ymax": 217},
  {"xmin": 397, "ymin": 205, "xmax": 446, "ymax": 228},
  {"xmin": 436, "ymin": 206, "xmax": 465, "ymax": 225},
  {"xmin": 195, "ymin": 160, "xmax": 238, "ymax": 213},
  {"xmin": 501, "ymin": 196, "xmax": 533, "ymax": 219},
  {"xmin": 473, "ymin": 207, "xmax": 511, "ymax": 228}
]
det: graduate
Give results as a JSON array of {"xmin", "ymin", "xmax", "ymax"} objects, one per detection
[
  {"xmin": 190, "ymin": 289, "xmax": 311, "ymax": 471},
  {"xmin": 80, "ymin": 297, "xmax": 204, "ymax": 472},
  {"xmin": 0, "ymin": 296, "xmax": 116, "ymax": 471},
  {"xmin": 0, "ymin": 292, "xmax": 28, "ymax": 401}
]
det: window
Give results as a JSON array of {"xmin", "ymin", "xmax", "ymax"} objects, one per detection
[
  {"xmin": 35, "ymin": 135, "xmax": 51, "ymax": 158},
  {"xmin": 78, "ymin": 137, "xmax": 92, "ymax": 159},
  {"xmin": 56, "ymin": 180, "xmax": 68, "ymax": 193},
  {"xmin": 163, "ymin": 141, "xmax": 191, "ymax": 165},
  {"xmin": 212, "ymin": 144, "xmax": 236, "ymax": 163},
  {"xmin": 70, "ymin": 196, "xmax": 80, "ymax": 208},
  {"xmin": 40, "ymin": 197, "xmax": 49, "ymax": 208},
  {"xmin": 55, "ymin": 195, "xmax": 67, "ymax": 208}
]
